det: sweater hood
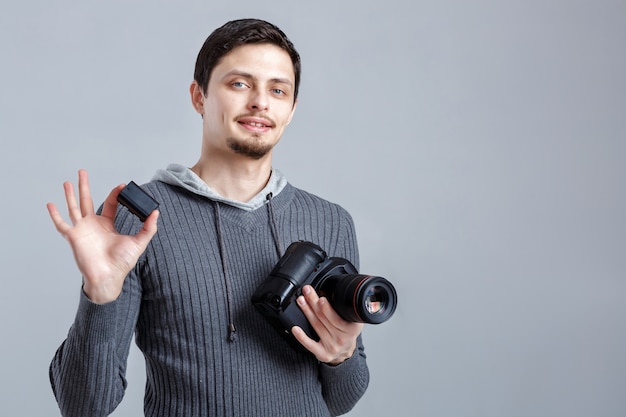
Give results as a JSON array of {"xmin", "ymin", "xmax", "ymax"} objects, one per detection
[{"xmin": 152, "ymin": 163, "xmax": 288, "ymax": 212}]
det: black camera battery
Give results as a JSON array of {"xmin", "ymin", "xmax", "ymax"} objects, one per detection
[{"xmin": 117, "ymin": 181, "xmax": 160, "ymax": 222}]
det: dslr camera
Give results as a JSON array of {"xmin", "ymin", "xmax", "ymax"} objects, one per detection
[{"xmin": 252, "ymin": 241, "xmax": 397, "ymax": 350}]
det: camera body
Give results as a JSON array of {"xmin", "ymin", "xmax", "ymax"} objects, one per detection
[{"xmin": 252, "ymin": 241, "xmax": 397, "ymax": 351}]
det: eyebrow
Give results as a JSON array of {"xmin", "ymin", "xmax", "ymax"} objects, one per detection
[{"xmin": 223, "ymin": 70, "xmax": 293, "ymax": 87}]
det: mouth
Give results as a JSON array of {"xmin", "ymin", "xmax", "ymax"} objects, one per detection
[{"xmin": 237, "ymin": 116, "xmax": 274, "ymax": 132}]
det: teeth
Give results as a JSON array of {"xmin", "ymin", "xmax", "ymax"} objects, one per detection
[{"xmin": 247, "ymin": 122, "xmax": 266, "ymax": 127}]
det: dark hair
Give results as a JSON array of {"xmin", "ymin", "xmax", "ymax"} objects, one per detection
[{"xmin": 194, "ymin": 18, "xmax": 301, "ymax": 101}]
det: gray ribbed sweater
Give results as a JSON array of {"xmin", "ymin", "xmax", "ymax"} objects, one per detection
[{"xmin": 49, "ymin": 167, "xmax": 369, "ymax": 417}]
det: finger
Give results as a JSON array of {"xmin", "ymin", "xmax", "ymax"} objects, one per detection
[
  {"xmin": 300, "ymin": 286, "xmax": 363, "ymax": 346},
  {"xmin": 100, "ymin": 183, "xmax": 126, "ymax": 219},
  {"xmin": 46, "ymin": 202, "xmax": 71, "ymax": 236},
  {"xmin": 291, "ymin": 323, "xmax": 347, "ymax": 364},
  {"xmin": 77, "ymin": 169, "xmax": 95, "ymax": 216},
  {"xmin": 297, "ymin": 289, "xmax": 323, "ymax": 328},
  {"xmin": 63, "ymin": 181, "xmax": 82, "ymax": 225},
  {"xmin": 134, "ymin": 210, "xmax": 160, "ymax": 246},
  {"xmin": 301, "ymin": 286, "xmax": 335, "ymax": 333},
  {"xmin": 297, "ymin": 291, "xmax": 334, "ymax": 344},
  {"xmin": 316, "ymin": 296, "xmax": 351, "ymax": 331},
  {"xmin": 316, "ymin": 298, "xmax": 364, "ymax": 342},
  {"xmin": 291, "ymin": 325, "xmax": 324, "ymax": 356}
]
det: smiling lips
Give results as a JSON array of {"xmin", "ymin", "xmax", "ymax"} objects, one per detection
[{"xmin": 237, "ymin": 116, "xmax": 273, "ymax": 132}]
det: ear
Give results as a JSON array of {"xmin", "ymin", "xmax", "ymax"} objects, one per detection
[{"xmin": 190, "ymin": 81, "xmax": 205, "ymax": 115}]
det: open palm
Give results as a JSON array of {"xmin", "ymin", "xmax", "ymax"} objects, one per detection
[{"xmin": 47, "ymin": 170, "xmax": 159, "ymax": 304}]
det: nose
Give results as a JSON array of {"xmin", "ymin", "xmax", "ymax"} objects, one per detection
[{"xmin": 248, "ymin": 89, "xmax": 269, "ymax": 112}]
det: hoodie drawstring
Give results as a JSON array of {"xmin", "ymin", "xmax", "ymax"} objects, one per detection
[
  {"xmin": 213, "ymin": 201, "xmax": 237, "ymax": 342},
  {"xmin": 213, "ymin": 193, "xmax": 283, "ymax": 343},
  {"xmin": 266, "ymin": 192, "xmax": 283, "ymax": 259}
]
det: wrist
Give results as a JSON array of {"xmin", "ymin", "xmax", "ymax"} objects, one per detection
[
  {"xmin": 82, "ymin": 280, "xmax": 121, "ymax": 304},
  {"xmin": 327, "ymin": 341, "xmax": 357, "ymax": 366}
]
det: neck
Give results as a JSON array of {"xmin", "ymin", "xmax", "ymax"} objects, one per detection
[{"xmin": 191, "ymin": 155, "xmax": 273, "ymax": 203}]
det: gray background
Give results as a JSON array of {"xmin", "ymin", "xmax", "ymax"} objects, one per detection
[{"xmin": 1, "ymin": 0, "xmax": 625, "ymax": 416}]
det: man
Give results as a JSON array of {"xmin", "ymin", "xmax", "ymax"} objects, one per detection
[{"xmin": 47, "ymin": 18, "xmax": 369, "ymax": 417}]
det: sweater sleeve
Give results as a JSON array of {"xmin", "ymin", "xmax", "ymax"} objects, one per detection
[
  {"xmin": 49, "ymin": 264, "xmax": 142, "ymax": 417},
  {"xmin": 319, "ymin": 335, "xmax": 370, "ymax": 416}
]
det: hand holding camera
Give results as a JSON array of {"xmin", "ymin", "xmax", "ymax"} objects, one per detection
[
  {"xmin": 290, "ymin": 284, "xmax": 364, "ymax": 364},
  {"xmin": 252, "ymin": 241, "xmax": 398, "ymax": 360}
]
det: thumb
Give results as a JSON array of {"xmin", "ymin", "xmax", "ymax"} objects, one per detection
[{"xmin": 134, "ymin": 210, "xmax": 159, "ymax": 246}]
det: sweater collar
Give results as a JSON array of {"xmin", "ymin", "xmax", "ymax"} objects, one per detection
[{"xmin": 152, "ymin": 163, "xmax": 288, "ymax": 212}]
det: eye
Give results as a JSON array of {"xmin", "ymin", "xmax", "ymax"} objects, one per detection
[
  {"xmin": 231, "ymin": 81, "xmax": 248, "ymax": 89},
  {"xmin": 271, "ymin": 88, "xmax": 289, "ymax": 97}
]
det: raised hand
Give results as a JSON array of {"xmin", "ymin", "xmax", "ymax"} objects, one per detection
[
  {"xmin": 291, "ymin": 285, "xmax": 364, "ymax": 365},
  {"xmin": 47, "ymin": 169, "xmax": 159, "ymax": 304}
]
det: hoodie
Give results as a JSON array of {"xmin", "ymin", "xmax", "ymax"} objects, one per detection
[
  {"xmin": 50, "ymin": 163, "xmax": 369, "ymax": 417},
  {"xmin": 152, "ymin": 163, "xmax": 288, "ymax": 211}
]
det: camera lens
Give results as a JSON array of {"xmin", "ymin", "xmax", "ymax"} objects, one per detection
[
  {"xmin": 323, "ymin": 274, "xmax": 397, "ymax": 324},
  {"xmin": 364, "ymin": 285, "xmax": 386, "ymax": 314}
]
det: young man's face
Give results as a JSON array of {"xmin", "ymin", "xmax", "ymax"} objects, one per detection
[{"xmin": 192, "ymin": 43, "xmax": 297, "ymax": 160}]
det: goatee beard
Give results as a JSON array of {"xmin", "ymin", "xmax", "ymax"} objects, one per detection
[{"xmin": 227, "ymin": 137, "xmax": 272, "ymax": 160}]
